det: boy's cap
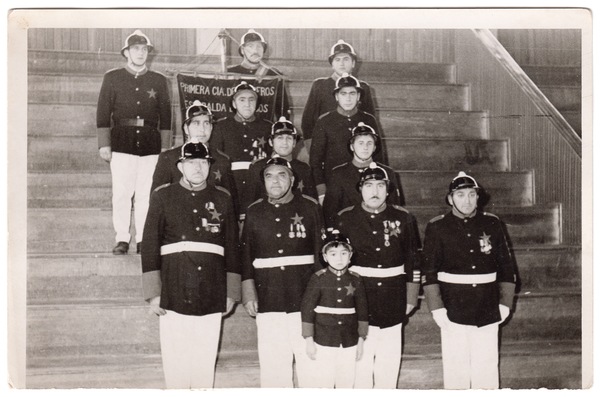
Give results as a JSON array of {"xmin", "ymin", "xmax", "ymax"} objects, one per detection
[{"xmin": 321, "ymin": 228, "xmax": 353, "ymax": 254}]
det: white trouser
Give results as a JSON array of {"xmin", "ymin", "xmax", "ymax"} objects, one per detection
[
  {"xmin": 305, "ymin": 343, "xmax": 357, "ymax": 389},
  {"xmin": 256, "ymin": 312, "xmax": 311, "ymax": 388},
  {"xmin": 110, "ymin": 152, "xmax": 158, "ymax": 243},
  {"xmin": 440, "ymin": 321, "xmax": 499, "ymax": 389},
  {"xmin": 354, "ymin": 323, "xmax": 403, "ymax": 389},
  {"xmin": 159, "ymin": 311, "xmax": 221, "ymax": 389}
]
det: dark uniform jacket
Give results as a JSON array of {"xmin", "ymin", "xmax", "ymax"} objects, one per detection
[
  {"xmin": 245, "ymin": 157, "xmax": 318, "ymax": 213},
  {"xmin": 421, "ymin": 210, "xmax": 517, "ymax": 327},
  {"xmin": 227, "ymin": 64, "xmax": 290, "ymax": 120},
  {"xmin": 301, "ymin": 76, "xmax": 376, "ymax": 141},
  {"xmin": 150, "ymin": 145, "xmax": 239, "ymax": 215},
  {"xmin": 141, "ymin": 181, "xmax": 241, "ymax": 316},
  {"xmin": 97, "ymin": 66, "xmax": 171, "ymax": 155},
  {"xmin": 323, "ymin": 160, "xmax": 403, "ymax": 228},
  {"xmin": 241, "ymin": 192, "xmax": 325, "ymax": 314},
  {"xmin": 337, "ymin": 204, "xmax": 421, "ymax": 329},
  {"xmin": 309, "ymin": 109, "xmax": 382, "ymax": 188},
  {"xmin": 301, "ymin": 268, "xmax": 369, "ymax": 348},
  {"xmin": 210, "ymin": 115, "xmax": 272, "ymax": 219}
]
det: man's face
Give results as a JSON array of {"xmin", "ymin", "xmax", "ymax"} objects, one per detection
[
  {"xmin": 351, "ymin": 135, "xmax": 376, "ymax": 161},
  {"xmin": 232, "ymin": 91, "xmax": 258, "ymax": 119},
  {"xmin": 241, "ymin": 41, "xmax": 264, "ymax": 65},
  {"xmin": 270, "ymin": 134, "xmax": 296, "ymax": 157},
  {"xmin": 184, "ymin": 115, "xmax": 212, "ymax": 144},
  {"xmin": 448, "ymin": 188, "xmax": 479, "ymax": 217},
  {"xmin": 264, "ymin": 165, "xmax": 294, "ymax": 200},
  {"xmin": 177, "ymin": 158, "xmax": 210, "ymax": 186},
  {"xmin": 323, "ymin": 245, "xmax": 352, "ymax": 271},
  {"xmin": 361, "ymin": 180, "xmax": 388, "ymax": 210},
  {"xmin": 335, "ymin": 86, "xmax": 360, "ymax": 112},
  {"xmin": 124, "ymin": 44, "xmax": 149, "ymax": 67},
  {"xmin": 331, "ymin": 53, "xmax": 356, "ymax": 76}
]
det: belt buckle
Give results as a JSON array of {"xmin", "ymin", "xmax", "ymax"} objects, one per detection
[{"xmin": 135, "ymin": 118, "xmax": 144, "ymax": 127}]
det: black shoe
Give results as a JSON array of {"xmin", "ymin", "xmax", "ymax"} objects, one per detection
[
  {"xmin": 112, "ymin": 241, "xmax": 129, "ymax": 255},
  {"xmin": 137, "ymin": 242, "xmax": 142, "ymax": 254}
]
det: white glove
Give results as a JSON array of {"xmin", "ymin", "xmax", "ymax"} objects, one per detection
[
  {"xmin": 431, "ymin": 308, "xmax": 450, "ymax": 329},
  {"xmin": 499, "ymin": 304, "xmax": 510, "ymax": 323}
]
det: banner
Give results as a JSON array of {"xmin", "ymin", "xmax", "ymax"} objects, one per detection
[{"xmin": 177, "ymin": 73, "xmax": 287, "ymax": 123}]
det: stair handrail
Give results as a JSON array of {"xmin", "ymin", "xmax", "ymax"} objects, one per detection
[{"xmin": 472, "ymin": 28, "xmax": 581, "ymax": 158}]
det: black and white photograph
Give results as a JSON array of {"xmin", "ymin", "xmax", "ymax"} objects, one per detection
[{"xmin": 5, "ymin": 5, "xmax": 593, "ymax": 392}]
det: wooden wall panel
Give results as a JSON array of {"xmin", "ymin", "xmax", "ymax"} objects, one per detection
[
  {"xmin": 455, "ymin": 30, "xmax": 581, "ymax": 244},
  {"xmin": 497, "ymin": 29, "xmax": 581, "ymax": 66}
]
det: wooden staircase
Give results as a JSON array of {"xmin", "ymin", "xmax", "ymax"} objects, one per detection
[{"xmin": 26, "ymin": 50, "xmax": 582, "ymax": 389}]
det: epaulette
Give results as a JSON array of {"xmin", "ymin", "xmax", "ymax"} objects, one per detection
[
  {"xmin": 215, "ymin": 185, "xmax": 231, "ymax": 197},
  {"xmin": 216, "ymin": 116, "xmax": 228, "ymax": 123},
  {"xmin": 348, "ymin": 269, "xmax": 361, "ymax": 278},
  {"xmin": 337, "ymin": 206, "xmax": 355, "ymax": 216},
  {"xmin": 391, "ymin": 204, "xmax": 409, "ymax": 213},
  {"xmin": 215, "ymin": 148, "xmax": 230, "ymax": 160},
  {"xmin": 362, "ymin": 110, "xmax": 376, "ymax": 118},
  {"xmin": 428, "ymin": 214, "xmax": 445, "ymax": 224},
  {"xmin": 247, "ymin": 198, "xmax": 264, "ymax": 209},
  {"xmin": 317, "ymin": 110, "xmax": 335, "ymax": 121},
  {"xmin": 332, "ymin": 162, "xmax": 349, "ymax": 172},
  {"xmin": 482, "ymin": 212, "xmax": 500, "ymax": 219},
  {"xmin": 302, "ymin": 194, "xmax": 319, "ymax": 205},
  {"xmin": 315, "ymin": 268, "xmax": 327, "ymax": 276},
  {"xmin": 104, "ymin": 67, "xmax": 122, "ymax": 76},
  {"xmin": 152, "ymin": 183, "xmax": 171, "ymax": 193}
]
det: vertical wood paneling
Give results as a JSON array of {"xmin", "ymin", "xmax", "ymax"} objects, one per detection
[
  {"xmin": 455, "ymin": 30, "xmax": 581, "ymax": 244},
  {"xmin": 497, "ymin": 29, "xmax": 581, "ymax": 66}
]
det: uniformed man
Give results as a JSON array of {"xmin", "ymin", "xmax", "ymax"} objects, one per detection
[
  {"xmin": 301, "ymin": 39, "xmax": 376, "ymax": 142},
  {"xmin": 97, "ymin": 29, "xmax": 172, "ymax": 255},
  {"xmin": 141, "ymin": 141, "xmax": 240, "ymax": 389},
  {"xmin": 246, "ymin": 117, "xmax": 317, "ymax": 212},
  {"xmin": 210, "ymin": 81, "xmax": 273, "ymax": 221},
  {"xmin": 421, "ymin": 171, "xmax": 516, "ymax": 389},
  {"xmin": 241, "ymin": 157, "xmax": 325, "ymax": 388},
  {"xmin": 336, "ymin": 163, "xmax": 420, "ymax": 389},
  {"xmin": 227, "ymin": 29, "xmax": 290, "ymax": 120},
  {"xmin": 323, "ymin": 122, "xmax": 403, "ymax": 228},
  {"xmin": 310, "ymin": 73, "xmax": 382, "ymax": 205},
  {"xmin": 151, "ymin": 100, "xmax": 238, "ymax": 214}
]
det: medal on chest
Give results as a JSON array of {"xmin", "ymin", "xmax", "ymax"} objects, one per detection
[
  {"xmin": 383, "ymin": 220, "xmax": 401, "ymax": 247},
  {"xmin": 201, "ymin": 201, "xmax": 222, "ymax": 233},
  {"xmin": 479, "ymin": 232, "xmax": 492, "ymax": 254},
  {"xmin": 289, "ymin": 213, "xmax": 306, "ymax": 239}
]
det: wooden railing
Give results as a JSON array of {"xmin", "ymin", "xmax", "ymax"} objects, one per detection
[{"xmin": 453, "ymin": 29, "xmax": 582, "ymax": 244}]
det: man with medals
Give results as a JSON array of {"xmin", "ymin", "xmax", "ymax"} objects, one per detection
[{"xmin": 336, "ymin": 163, "xmax": 420, "ymax": 388}]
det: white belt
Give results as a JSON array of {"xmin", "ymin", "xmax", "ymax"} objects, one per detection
[
  {"xmin": 314, "ymin": 306, "xmax": 356, "ymax": 315},
  {"xmin": 438, "ymin": 272, "xmax": 497, "ymax": 284},
  {"xmin": 349, "ymin": 265, "xmax": 405, "ymax": 278},
  {"xmin": 253, "ymin": 255, "xmax": 315, "ymax": 269},
  {"xmin": 231, "ymin": 161, "xmax": 252, "ymax": 171},
  {"xmin": 160, "ymin": 241, "xmax": 224, "ymax": 256}
]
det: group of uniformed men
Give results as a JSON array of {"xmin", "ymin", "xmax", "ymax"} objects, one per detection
[{"xmin": 97, "ymin": 29, "xmax": 517, "ymax": 390}]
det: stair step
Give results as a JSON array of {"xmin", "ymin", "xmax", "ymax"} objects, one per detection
[
  {"xmin": 521, "ymin": 65, "xmax": 581, "ymax": 87},
  {"xmin": 26, "ymin": 291, "xmax": 580, "ymax": 363},
  {"xmin": 385, "ymin": 138, "xmax": 508, "ymax": 172},
  {"xmin": 537, "ymin": 85, "xmax": 581, "ymax": 111},
  {"xmin": 26, "ymin": 204, "xmax": 560, "ymax": 254},
  {"xmin": 29, "ymin": 74, "xmax": 470, "ymax": 112},
  {"xmin": 27, "ymin": 170, "xmax": 534, "ymax": 208},
  {"xmin": 28, "ymin": 50, "xmax": 457, "ymax": 84},
  {"xmin": 28, "ymin": 135, "xmax": 508, "ymax": 173},
  {"xmin": 25, "ymin": 341, "xmax": 581, "ymax": 389},
  {"xmin": 26, "ymin": 245, "xmax": 580, "ymax": 304}
]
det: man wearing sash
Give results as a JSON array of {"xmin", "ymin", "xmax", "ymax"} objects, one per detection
[
  {"xmin": 241, "ymin": 157, "xmax": 324, "ymax": 387},
  {"xmin": 141, "ymin": 141, "xmax": 240, "ymax": 389},
  {"xmin": 336, "ymin": 163, "xmax": 420, "ymax": 389},
  {"xmin": 421, "ymin": 171, "xmax": 516, "ymax": 389}
]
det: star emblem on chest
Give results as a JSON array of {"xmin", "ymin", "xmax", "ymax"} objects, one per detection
[
  {"xmin": 292, "ymin": 213, "xmax": 303, "ymax": 225},
  {"xmin": 480, "ymin": 232, "xmax": 491, "ymax": 245},
  {"xmin": 297, "ymin": 180, "xmax": 304, "ymax": 192},
  {"xmin": 390, "ymin": 228, "xmax": 401, "ymax": 237},
  {"xmin": 345, "ymin": 283, "xmax": 356, "ymax": 296},
  {"xmin": 257, "ymin": 136, "xmax": 266, "ymax": 147},
  {"xmin": 213, "ymin": 169, "xmax": 222, "ymax": 181},
  {"xmin": 147, "ymin": 88, "xmax": 157, "ymax": 99},
  {"xmin": 209, "ymin": 208, "xmax": 222, "ymax": 222}
]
